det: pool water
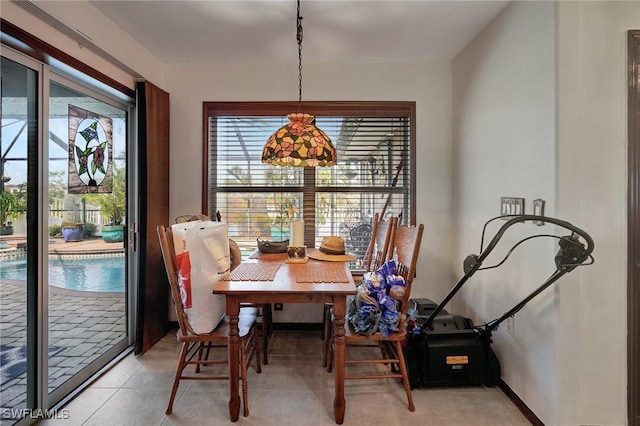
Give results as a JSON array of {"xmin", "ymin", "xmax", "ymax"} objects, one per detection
[{"xmin": 0, "ymin": 256, "xmax": 125, "ymax": 292}]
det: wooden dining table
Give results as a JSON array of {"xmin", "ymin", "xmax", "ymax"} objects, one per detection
[{"xmin": 213, "ymin": 253, "xmax": 356, "ymax": 424}]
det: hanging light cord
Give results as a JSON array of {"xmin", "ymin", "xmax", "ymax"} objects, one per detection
[{"xmin": 296, "ymin": 0, "xmax": 304, "ymax": 111}]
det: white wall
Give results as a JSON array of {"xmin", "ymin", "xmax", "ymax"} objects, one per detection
[
  {"xmin": 454, "ymin": 1, "xmax": 634, "ymax": 424},
  {"xmin": 453, "ymin": 2, "xmax": 558, "ymax": 423},
  {"xmin": 556, "ymin": 2, "xmax": 638, "ymax": 424},
  {"xmin": 164, "ymin": 61, "xmax": 454, "ymax": 321}
]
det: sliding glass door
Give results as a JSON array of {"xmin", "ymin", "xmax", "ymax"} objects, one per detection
[
  {"xmin": 0, "ymin": 48, "xmax": 136, "ymax": 425},
  {"xmin": 0, "ymin": 53, "xmax": 38, "ymax": 426},
  {"xmin": 46, "ymin": 77, "xmax": 131, "ymax": 405}
]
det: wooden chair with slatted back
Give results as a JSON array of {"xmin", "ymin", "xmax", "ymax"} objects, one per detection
[
  {"xmin": 367, "ymin": 214, "xmax": 397, "ymax": 272},
  {"xmin": 321, "ymin": 214, "xmax": 398, "ymax": 368},
  {"xmin": 157, "ymin": 225, "xmax": 261, "ymax": 417},
  {"xmin": 174, "ymin": 214, "xmax": 272, "ymax": 365},
  {"xmin": 326, "ymin": 221, "xmax": 424, "ymax": 412}
]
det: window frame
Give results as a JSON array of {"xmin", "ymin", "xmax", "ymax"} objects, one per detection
[{"xmin": 202, "ymin": 101, "xmax": 416, "ymax": 264}]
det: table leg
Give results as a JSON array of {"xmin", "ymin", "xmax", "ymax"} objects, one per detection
[
  {"xmin": 226, "ymin": 295, "xmax": 241, "ymax": 422},
  {"xmin": 332, "ymin": 296, "xmax": 346, "ymax": 424}
]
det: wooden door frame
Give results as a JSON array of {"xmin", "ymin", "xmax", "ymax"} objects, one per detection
[
  {"xmin": 134, "ymin": 80, "xmax": 170, "ymax": 355},
  {"xmin": 628, "ymin": 29, "xmax": 640, "ymax": 426}
]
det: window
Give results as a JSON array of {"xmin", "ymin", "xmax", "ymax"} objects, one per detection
[{"xmin": 204, "ymin": 101, "xmax": 415, "ymax": 270}]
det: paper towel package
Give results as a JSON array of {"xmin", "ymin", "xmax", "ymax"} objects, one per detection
[{"xmin": 171, "ymin": 221, "xmax": 228, "ymax": 333}]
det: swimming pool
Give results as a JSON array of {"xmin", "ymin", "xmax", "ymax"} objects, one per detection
[{"xmin": 0, "ymin": 256, "xmax": 125, "ymax": 292}]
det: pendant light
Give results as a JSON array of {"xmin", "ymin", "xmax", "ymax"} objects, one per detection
[{"xmin": 261, "ymin": 0, "xmax": 337, "ymax": 167}]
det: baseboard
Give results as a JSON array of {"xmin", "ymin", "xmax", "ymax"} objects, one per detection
[{"xmin": 499, "ymin": 379, "xmax": 544, "ymax": 425}]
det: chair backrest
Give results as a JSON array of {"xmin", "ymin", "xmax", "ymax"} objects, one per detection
[
  {"xmin": 175, "ymin": 213, "xmax": 211, "ymax": 224},
  {"xmin": 348, "ymin": 222, "xmax": 373, "ymax": 260},
  {"xmin": 387, "ymin": 222, "xmax": 424, "ymax": 315},
  {"xmin": 373, "ymin": 216, "xmax": 397, "ymax": 271},
  {"xmin": 363, "ymin": 213, "xmax": 398, "ymax": 272},
  {"xmin": 157, "ymin": 225, "xmax": 196, "ymax": 335},
  {"xmin": 229, "ymin": 238, "xmax": 242, "ymax": 271}
]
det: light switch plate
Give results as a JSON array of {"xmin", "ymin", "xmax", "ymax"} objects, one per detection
[{"xmin": 500, "ymin": 197, "xmax": 525, "ymax": 217}]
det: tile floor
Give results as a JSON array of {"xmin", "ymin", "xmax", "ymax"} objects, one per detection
[{"xmin": 40, "ymin": 330, "xmax": 531, "ymax": 426}]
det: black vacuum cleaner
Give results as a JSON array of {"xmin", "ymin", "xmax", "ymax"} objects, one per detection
[{"xmin": 406, "ymin": 214, "xmax": 595, "ymax": 388}]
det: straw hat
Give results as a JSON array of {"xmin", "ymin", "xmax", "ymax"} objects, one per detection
[{"xmin": 308, "ymin": 236, "xmax": 356, "ymax": 262}]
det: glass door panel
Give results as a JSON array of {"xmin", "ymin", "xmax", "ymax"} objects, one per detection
[
  {"xmin": 0, "ymin": 55, "xmax": 37, "ymax": 425},
  {"xmin": 47, "ymin": 80, "xmax": 129, "ymax": 401}
]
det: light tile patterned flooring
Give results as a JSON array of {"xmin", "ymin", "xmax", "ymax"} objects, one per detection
[{"xmin": 39, "ymin": 330, "xmax": 531, "ymax": 426}]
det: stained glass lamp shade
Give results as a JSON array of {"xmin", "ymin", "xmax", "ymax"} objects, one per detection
[{"xmin": 262, "ymin": 113, "xmax": 336, "ymax": 167}]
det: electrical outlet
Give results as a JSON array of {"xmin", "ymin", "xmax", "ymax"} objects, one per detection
[
  {"xmin": 533, "ymin": 199, "xmax": 545, "ymax": 226},
  {"xmin": 506, "ymin": 316, "xmax": 515, "ymax": 336},
  {"xmin": 274, "ymin": 303, "xmax": 283, "ymax": 311}
]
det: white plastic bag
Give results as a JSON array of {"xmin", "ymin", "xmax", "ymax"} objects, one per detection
[{"xmin": 171, "ymin": 221, "xmax": 229, "ymax": 333}]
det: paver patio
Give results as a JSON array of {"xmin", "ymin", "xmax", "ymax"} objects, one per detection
[{"xmin": 0, "ymin": 236, "xmax": 126, "ymax": 424}]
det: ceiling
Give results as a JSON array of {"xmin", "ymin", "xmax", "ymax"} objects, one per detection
[{"xmin": 87, "ymin": 0, "xmax": 510, "ymax": 64}]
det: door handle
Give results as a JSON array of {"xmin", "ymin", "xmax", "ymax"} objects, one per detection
[{"xmin": 129, "ymin": 222, "xmax": 137, "ymax": 252}]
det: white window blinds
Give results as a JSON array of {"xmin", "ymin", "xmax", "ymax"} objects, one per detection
[{"xmin": 204, "ymin": 101, "xmax": 415, "ymax": 270}]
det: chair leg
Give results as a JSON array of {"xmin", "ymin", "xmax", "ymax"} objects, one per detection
[
  {"xmin": 254, "ymin": 332, "xmax": 262, "ymax": 374},
  {"xmin": 326, "ymin": 331, "xmax": 334, "ymax": 374},
  {"xmin": 203, "ymin": 342, "xmax": 213, "ymax": 363},
  {"xmin": 393, "ymin": 340, "xmax": 415, "ymax": 412},
  {"xmin": 322, "ymin": 306, "xmax": 333, "ymax": 368},
  {"xmin": 264, "ymin": 303, "xmax": 273, "ymax": 336},
  {"xmin": 240, "ymin": 338, "xmax": 250, "ymax": 417},
  {"xmin": 195, "ymin": 342, "xmax": 207, "ymax": 373},
  {"xmin": 262, "ymin": 329, "xmax": 269, "ymax": 366},
  {"xmin": 166, "ymin": 342, "xmax": 190, "ymax": 415},
  {"xmin": 321, "ymin": 304, "xmax": 328, "ymax": 340},
  {"xmin": 262, "ymin": 304, "xmax": 272, "ymax": 365}
]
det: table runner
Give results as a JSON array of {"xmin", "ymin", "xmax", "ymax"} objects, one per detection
[
  {"xmin": 295, "ymin": 261, "xmax": 350, "ymax": 283},
  {"xmin": 223, "ymin": 262, "xmax": 281, "ymax": 281}
]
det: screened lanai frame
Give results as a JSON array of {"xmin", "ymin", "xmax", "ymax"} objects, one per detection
[{"xmin": 203, "ymin": 101, "xmax": 416, "ymax": 270}]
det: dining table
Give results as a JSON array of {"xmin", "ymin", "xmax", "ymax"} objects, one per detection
[{"xmin": 213, "ymin": 252, "xmax": 356, "ymax": 424}]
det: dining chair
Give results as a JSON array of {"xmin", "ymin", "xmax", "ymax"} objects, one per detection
[
  {"xmin": 157, "ymin": 225, "xmax": 261, "ymax": 416},
  {"xmin": 321, "ymin": 214, "xmax": 397, "ymax": 368},
  {"xmin": 229, "ymin": 237, "xmax": 273, "ymax": 365},
  {"xmin": 364, "ymin": 213, "xmax": 398, "ymax": 272},
  {"xmin": 326, "ymin": 221, "xmax": 424, "ymax": 412},
  {"xmin": 174, "ymin": 214, "xmax": 272, "ymax": 365},
  {"xmin": 347, "ymin": 222, "xmax": 373, "ymax": 260}
]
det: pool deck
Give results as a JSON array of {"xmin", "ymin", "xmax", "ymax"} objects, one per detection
[
  {"xmin": 0, "ymin": 234, "xmax": 125, "ymax": 258},
  {"xmin": 0, "ymin": 234, "xmax": 126, "ymax": 418}
]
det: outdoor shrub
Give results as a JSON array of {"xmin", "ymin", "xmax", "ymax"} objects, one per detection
[
  {"xmin": 83, "ymin": 223, "xmax": 98, "ymax": 238},
  {"xmin": 49, "ymin": 225, "xmax": 61, "ymax": 237}
]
